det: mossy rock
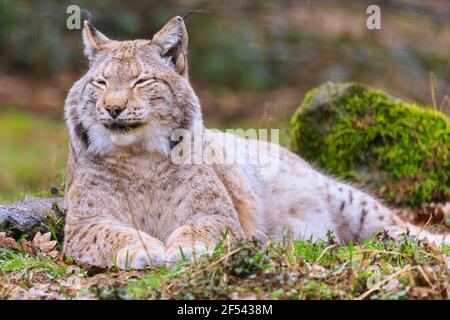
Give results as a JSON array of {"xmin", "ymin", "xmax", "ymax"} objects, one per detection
[{"xmin": 289, "ymin": 82, "xmax": 450, "ymax": 208}]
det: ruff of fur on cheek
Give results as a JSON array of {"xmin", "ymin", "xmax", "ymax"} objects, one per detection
[{"xmin": 73, "ymin": 112, "xmax": 172, "ymax": 156}]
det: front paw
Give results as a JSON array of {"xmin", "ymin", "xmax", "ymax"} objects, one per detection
[
  {"xmin": 116, "ymin": 245, "xmax": 166, "ymax": 269},
  {"xmin": 166, "ymin": 244, "xmax": 213, "ymax": 266}
]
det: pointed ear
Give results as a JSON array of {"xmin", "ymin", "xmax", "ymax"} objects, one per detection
[
  {"xmin": 82, "ymin": 20, "xmax": 111, "ymax": 60},
  {"xmin": 152, "ymin": 16, "xmax": 188, "ymax": 76}
]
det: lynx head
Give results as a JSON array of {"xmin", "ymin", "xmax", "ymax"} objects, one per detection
[{"xmin": 65, "ymin": 16, "xmax": 201, "ymax": 156}]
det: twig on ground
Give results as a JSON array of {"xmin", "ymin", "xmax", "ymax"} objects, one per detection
[
  {"xmin": 315, "ymin": 244, "xmax": 338, "ymax": 262},
  {"xmin": 416, "ymin": 265, "xmax": 434, "ymax": 288},
  {"xmin": 357, "ymin": 265, "xmax": 415, "ymax": 300}
]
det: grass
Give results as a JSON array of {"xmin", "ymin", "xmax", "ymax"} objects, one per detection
[
  {"xmin": 0, "ymin": 109, "xmax": 68, "ymax": 203},
  {"xmin": 0, "ymin": 249, "xmax": 70, "ymax": 278},
  {"xmin": 0, "ymin": 233, "xmax": 448, "ymax": 300}
]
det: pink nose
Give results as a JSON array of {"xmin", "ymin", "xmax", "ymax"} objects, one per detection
[{"xmin": 104, "ymin": 105, "xmax": 124, "ymax": 119}]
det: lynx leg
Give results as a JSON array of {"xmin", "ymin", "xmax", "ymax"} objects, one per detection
[
  {"xmin": 165, "ymin": 215, "xmax": 244, "ymax": 264},
  {"xmin": 63, "ymin": 220, "xmax": 166, "ymax": 269}
]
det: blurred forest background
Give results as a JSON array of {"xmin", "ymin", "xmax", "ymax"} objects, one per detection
[{"xmin": 0, "ymin": 0, "xmax": 449, "ymax": 202}]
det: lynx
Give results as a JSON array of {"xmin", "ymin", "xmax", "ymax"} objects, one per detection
[{"xmin": 63, "ymin": 16, "xmax": 448, "ymax": 269}]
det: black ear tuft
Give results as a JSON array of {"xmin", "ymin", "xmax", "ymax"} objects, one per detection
[
  {"xmin": 82, "ymin": 20, "xmax": 111, "ymax": 60},
  {"xmin": 181, "ymin": 9, "xmax": 210, "ymax": 21},
  {"xmin": 81, "ymin": 9, "xmax": 93, "ymax": 23}
]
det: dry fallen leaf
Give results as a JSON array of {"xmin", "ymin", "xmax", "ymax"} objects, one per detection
[
  {"xmin": 398, "ymin": 202, "xmax": 450, "ymax": 226},
  {"xmin": 230, "ymin": 291, "xmax": 258, "ymax": 300},
  {"xmin": 0, "ymin": 232, "xmax": 21, "ymax": 251},
  {"xmin": 410, "ymin": 286, "xmax": 437, "ymax": 298},
  {"xmin": 18, "ymin": 283, "xmax": 65, "ymax": 300},
  {"xmin": 31, "ymin": 232, "xmax": 58, "ymax": 258}
]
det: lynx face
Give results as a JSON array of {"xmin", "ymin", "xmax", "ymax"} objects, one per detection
[{"xmin": 66, "ymin": 17, "xmax": 200, "ymax": 156}]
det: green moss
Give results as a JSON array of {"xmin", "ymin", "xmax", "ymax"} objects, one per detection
[{"xmin": 289, "ymin": 82, "xmax": 450, "ymax": 208}]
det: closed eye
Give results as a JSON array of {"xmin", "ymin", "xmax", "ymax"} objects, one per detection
[
  {"xmin": 133, "ymin": 78, "xmax": 155, "ymax": 88},
  {"xmin": 91, "ymin": 79, "xmax": 107, "ymax": 88}
]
